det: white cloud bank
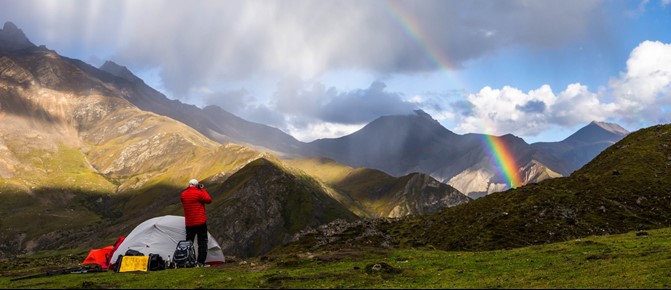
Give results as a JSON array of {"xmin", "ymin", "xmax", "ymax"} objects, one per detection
[{"xmin": 452, "ymin": 40, "xmax": 671, "ymax": 137}]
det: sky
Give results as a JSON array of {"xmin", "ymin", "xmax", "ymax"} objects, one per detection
[{"xmin": 1, "ymin": 0, "xmax": 670, "ymax": 143}]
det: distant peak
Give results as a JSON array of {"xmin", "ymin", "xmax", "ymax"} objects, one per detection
[
  {"xmin": 100, "ymin": 60, "xmax": 127, "ymax": 71},
  {"xmin": 99, "ymin": 61, "xmax": 143, "ymax": 84},
  {"xmin": 563, "ymin": 120, "xmax": 629, "ymax": 144},
  {"xmin": 588, "ymin": 121, "xmax": 629, "ymax": 136},
  {"xmin": 3, "ymin": 21, "xmax": 18, "ymax": 31},
  {"xmin": 0, "ymin": 21, "xmax": 36, "ymax": 52},
  {"xmin": 413, "ymin": 109, "xmax": 431, "ymax": 118}
]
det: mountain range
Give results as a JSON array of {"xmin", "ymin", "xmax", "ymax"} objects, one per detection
[
  {"xmin": 94, "ymin": 54, "xmax": 629, "ymax": 199},
  {"xmin": 98, "ymin": 56, "xmax": 628, "ymax": 198}
]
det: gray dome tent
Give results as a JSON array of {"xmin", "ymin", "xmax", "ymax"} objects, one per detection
[{"xmin": 109, "ymin": 215, "xmax": 225, "ymax": 266}]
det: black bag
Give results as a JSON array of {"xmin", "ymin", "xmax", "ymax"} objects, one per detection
[
  {"xmin": 148, "ymin": 253, "xmax": 166, "ymax": 271},
  {"xmin": 172, "ymin": 240, "xmax": 197, "ymax": 268},
  {"xmin": 124, "ymin": 249, "xmax": 144, "ymax": 256}
]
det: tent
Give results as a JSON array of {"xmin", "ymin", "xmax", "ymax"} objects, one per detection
[
  {"xmin": 109, "ymin": 215, "xmax": 225, "ymax": 266},
  {"xmin": 82, "ymin": 236, "xmax": 125, "ymax": 269},
  {"xmin": 82, "ymin": 246, "xmax": 114, "ymax": 269}
]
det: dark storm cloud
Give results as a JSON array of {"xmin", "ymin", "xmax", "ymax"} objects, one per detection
[
  {"xmin": 0, "ymin": 0, "xmax": 605, "ymax": 98},
  {"xmin": 319, "ymin": 81, "xmax": 416, "ymax": 124},
  {"xmin": 516, "ymin": 100, "xmax": 546, "ymax": 113},
  {"xmin": 272, "ymin": 79, "xmax": 416, "ymax": 124},
  {"xmin": 451, "ymin": 100, "xmax": 475, "ymax": 117},
  {"xmin": 200, "ymin": 88, "xmax": 251, "ymax": 113}
]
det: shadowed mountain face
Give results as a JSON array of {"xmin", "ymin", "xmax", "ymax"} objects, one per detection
[
  {"xmin": 207, "ymin": 158, "xmax": 359, "ymax": 258},
  {"xmin": 0, "ymin": 22, "xmax": 472, "ymax": 259}
]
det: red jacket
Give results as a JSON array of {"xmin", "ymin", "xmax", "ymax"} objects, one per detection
[{"xmin": 180, "ymin": 186, "xmax": 212, "ymax": 226}]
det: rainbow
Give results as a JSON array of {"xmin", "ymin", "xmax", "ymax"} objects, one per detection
[
  {"xmin": 380, "ymin": 0, "xmax": 458, "ymax": 72},
  {"xmin": 483, "ymin": 134, "xmax": 522, "ymax": 189},
  {"xmin": 380, "ymin": 1, "xmax": 522, "ymax": 188}
]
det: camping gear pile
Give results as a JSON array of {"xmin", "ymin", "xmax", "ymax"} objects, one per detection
[
  {"xmin": 11, "ymin": 215, "xmax": 225, "ymax": 281},
  {"xmin": 84, "ymin": 215, "xmax": 225, "ymax": 272}
]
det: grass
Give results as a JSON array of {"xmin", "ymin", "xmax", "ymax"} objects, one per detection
[{"xmin": 1, "ymin": 227, "xmax": 670, "ymax": 289}]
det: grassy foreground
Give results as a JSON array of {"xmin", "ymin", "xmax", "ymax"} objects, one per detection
[{"xmin": 1, "ymin": 227, "xmax": 670, "ymax": 289}]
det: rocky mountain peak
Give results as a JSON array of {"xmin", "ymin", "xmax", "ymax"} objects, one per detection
[
  {"xmin": 99, "ymin": 60, "xmax": 143, "ymax": 84},
  {"xmin": 590, "ymin": 121, "xmax": 629, "ymax": 136},
  {"xmin": 564, "ymin": 120, "xmax": 629, "ymax": 144},
  {"xmin": 0, "ymin": 21, "xmax": 36, "ymax": 52}
]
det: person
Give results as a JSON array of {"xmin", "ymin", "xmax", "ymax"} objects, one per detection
[{"xmin": 180, "ymin": 178, "xmax": 212, "ymax": 267}]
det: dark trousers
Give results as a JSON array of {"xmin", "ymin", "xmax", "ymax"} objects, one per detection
[{"xmin": 185, "ymin": 223, "xmax": 208, "ymax": 264}]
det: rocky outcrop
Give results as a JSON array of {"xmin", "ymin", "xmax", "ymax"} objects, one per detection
[
  {"xmin": 288, "ymin": 218, "xmax": 399, "ymax": 251},
  {"xmin": 359, "ymin": 172, "xmax": 471, "ymax": 218},
  {"xmin": 0, "ymin": 56, "xmax": 34, "ymax": 86}
]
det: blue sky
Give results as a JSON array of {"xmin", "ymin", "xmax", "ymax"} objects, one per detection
[{"xmin": 1, "ymin": 0, "xmax": 670, "ymax": 143}]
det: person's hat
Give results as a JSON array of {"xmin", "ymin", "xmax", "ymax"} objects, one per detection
[{"xmin": 188, "ymin": 179, "xmax": 199, "ymax": 186}]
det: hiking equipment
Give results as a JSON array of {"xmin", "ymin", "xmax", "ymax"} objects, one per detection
[
  {"xmin": 172, "ymin": 240, "xmax": 197, "ymax": 268},
  {"xmin": 10, "ymin": 264, "xmax": 104, "ymax": 282},
  {"xmin": 149, "ymin": 253, "xmax": 167, "ymax": 271},
  {"xmin": 82, "ymin": 246, "xmax": 113, "ymax": 269},
  {"xmin": 108, "ymin": 215, "xmax": 225, "ymax": 266},
  {"xmin": 113, "ymin": 249, "xmax": 166, "ymax": 272},
  {"xmin": 82, "ymin": 236, "xmax": 125, "ymax": 270}
]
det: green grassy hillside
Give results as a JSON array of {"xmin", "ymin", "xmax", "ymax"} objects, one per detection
[
  {"xmin": 1, "ymin": 226, "xmax": 669, "ymax": 289},
  {"xmin": 390, "ymin": 123, "xmax": 671, "ymax": 251}
]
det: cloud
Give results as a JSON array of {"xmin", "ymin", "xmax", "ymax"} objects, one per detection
[
  {"xmin": 516, "ymin": 100, "xmax": 546, "ymax": 113},
  {"xmin": 199, "ymin": 88, "xmax": 252, "ymax": 113},
  {"xmin": 8, "ymin": 0, "xmax": 656, "ymax": 142},
  {"xmin": 450, "ymin": 40, "xmax": 671, "ymax": 137},
  {"xmin": 268, "ymin": 79, "xmax": 416, "ymax": 139},
  {"xmin": 452, "ymin": 83, "xmax": 613, "ymax": 137},
  {"xmin": 0, "ymin": 0, "xmax": 605, "ymax": 99},
  {"xmin": 318, "ymin": 81, "xmax": 417, "ymax": 124},
  {"xmin": 271, "ymin": 79, "xmax": 417, "ymax": 124},
  {"xmin": 285, "ymin": 122, "xmax": 366, "ymax": 142},
  {"xmin": 609, "ymin": 40, "xmax": 671, "ymax": 120}
]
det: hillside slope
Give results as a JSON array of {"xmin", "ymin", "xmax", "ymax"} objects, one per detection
[{"xmin": 284, "ymin": 124, "xmax": 671, "ymax": 252}]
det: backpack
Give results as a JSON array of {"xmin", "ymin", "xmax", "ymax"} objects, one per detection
[
  {"xmin": 148, "ymin": 253, "xmax": 166, "ymax": 271},
  {"xmin": 172, "ymin": 240, "xmax": 197, "ymax": 268},
  {"xmin": 124, "ymin": 249, "xmax": 144, "ymax": 256},
  {"xmin": 113, "ymin": 249, "xmax": 147, "ymax": 273}
]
